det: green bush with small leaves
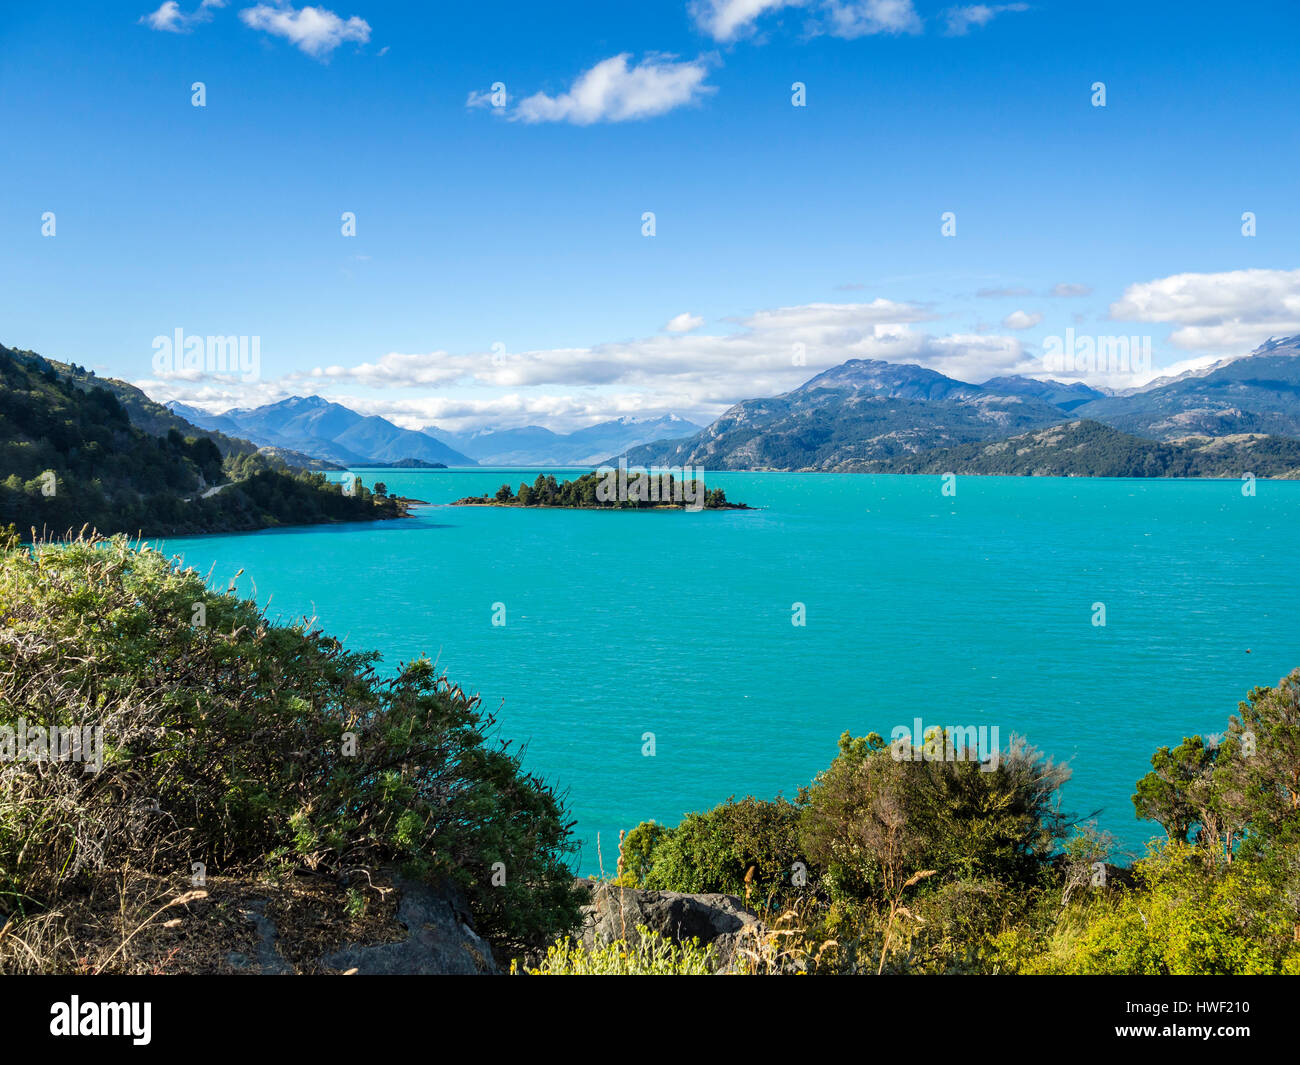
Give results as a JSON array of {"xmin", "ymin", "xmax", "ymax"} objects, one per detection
[{"xmin": 0, "ymin": 532, "xmax": 582, "ymax": 955}]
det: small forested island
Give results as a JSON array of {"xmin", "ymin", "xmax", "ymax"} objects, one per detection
[
  {"xmin": 452, "ymin": 470, "xmax": 750, "ymax": 510},
  {"xmin": 357, "ymin": 458, "xmax": 448, "ymax": 469}
]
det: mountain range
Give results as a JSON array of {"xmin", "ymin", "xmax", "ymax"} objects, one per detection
[
  {"xmin": 422, "ymin": 414, "xmax": 702, "ymax": 466},
  {"xmin": 169, "ymin": 397, "xmax": 477, "ymax": 467},
  {"xmin": 615, "ymin": 336, "xmax": 1300, "ymax": 472},
  {"xmin": 170, "ymin": 399, "xmax": 702, "ymax": 468}
]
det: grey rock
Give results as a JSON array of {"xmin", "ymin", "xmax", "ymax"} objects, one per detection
[
  {"xmin": 226, "ymin": 876, "xmax": 498, "ymax": 975},
  {"xmin": 576, "ymin": 879, "xmax": 765, "ymax": 973},
  {"xmin": 226, "ymin": 899, "xmax": 293, "ymax": 975},
  {"xmin": 323, "ymin": 876, "xmax": 499, "ymax": 975}
]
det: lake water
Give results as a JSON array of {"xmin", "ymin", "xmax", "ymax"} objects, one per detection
[{"xmin": 161, "ymin": 469, "xmax": 1300, "ymax": 873}]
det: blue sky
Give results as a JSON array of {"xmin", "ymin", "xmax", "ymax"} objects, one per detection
[{"xmin": 2, "ymin": 0, "xmax": 1298, "ymax": 430}]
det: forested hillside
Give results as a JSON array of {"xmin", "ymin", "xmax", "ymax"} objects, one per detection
[
  {"xmin": 0, "ymin": 345, "xmax": 403, "ymax": 537},
  {"xmin": 850, "ymin": 420, "xmax": 1300, "ymax": 478}
]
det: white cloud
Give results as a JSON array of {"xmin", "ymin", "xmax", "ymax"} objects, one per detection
[
  {"xmin": 942, "ymin": 3, "xmax": 1029, "ymax": 36},
  {"xmin": 136, "ymin": 303, "xmax": 1067, "ymax": 433},
  {"xmin": 141, "ymin": 1, "xmax": 186, "ymax": 30},
  {"xmin": 140, "ymin": 0, "xmax": 224, "ymax": 32},
  {"xmin": 689, "ymin": 0, "xmax": 808, "ymax": 42},
  {"xmin": 664, "ymin": 312, "xmax": 705, "ymax": 333},
  {"xmin": 1109, "ymin": 268, "xmax": 1300, "ymax": 352},
  {"xmin": 270, "ymin": 298, "xmax": 1037, "ymax": 407},
  {"xmin": 512, "ymin": 54, "xmax": 717, "ymax": 125},
  {"xmin": 689, "ymin": 0, "xmax": 921, "ymax": 40},
  {"xmin": 1002, "ymin": 309, "xmax": 1042, "ymax": 330},
  {"xmin": 823, "ymin": 0, "xmax": 923, "ymax": 39},
  {"xmin": 154, "ymin": 277, "xmax": 1292, "ymax": 428},
  {"xmin": 239, "ymin": 3, "xmax": 370, "ymax": 58}
]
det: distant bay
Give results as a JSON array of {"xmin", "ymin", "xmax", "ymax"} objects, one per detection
[{"xmin": 159, "ymin": 468, "xmax": 1300, "ymax": 874}]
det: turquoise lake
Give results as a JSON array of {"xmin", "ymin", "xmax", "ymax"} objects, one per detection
[{"xmin": 161, "ymin": 469, "xmax": 1300, "ymax": 874}]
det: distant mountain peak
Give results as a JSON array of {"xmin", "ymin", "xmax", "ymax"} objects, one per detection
[
  {"xmin": 1251, "ymin": 335, "xmax": 1300, "ymax": 355},
  {"xmin": 273, "ymin": 394, "xmax": 332, "ymax": 410}
]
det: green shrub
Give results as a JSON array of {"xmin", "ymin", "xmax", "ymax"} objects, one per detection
[
  {"xmin": 1007, "ymin": 843, "xmax": 1300, "ymax": 975},
  {"xmin": 626, "ymin": 796, "xmax": 811, "ymax": 902},
  {"xmin": 0, "ymin": 533, "xmax": 582, "ymax": 955},
  {"xmin": 798, "ymin": 730, "xmax": 1071, "ymax": 903},
  {"xmin": 513, "ymin": 925, "xmax": 716, "ymax": 975}
]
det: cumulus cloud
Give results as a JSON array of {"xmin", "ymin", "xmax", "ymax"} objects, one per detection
[
  {"xmin": 511, "ymin": 54, "xmax": 718, "ymax": 125},
  {"xmin": 976, "ymin": 285, "xmax": 1033, "ymax": 298},
  {"xmin": 1002, "ymin": 309, "xmax": 1042, "ymax": 330},
  {"xmin": 688, "ymin": 0, "xmax": 807, "ymax": 42},
  {"xmin": 140, "ymin": 0, "xmax": 225, "ymax": 32},
  {"xmin": 137, "ymin": 297, "xmax": 1057, "ymax": 431},
  {"xmin": 664, "ymin": 312, "xmax": 705, "ymax": 333},
  {"xmin": 822, "ymin": 0, "xmax": 923, "ymax": 38},
  {"xmin": 239, "ymin": 3, "xmax": 370, "ymax": 58},
  {"xmin": 1109, "ymin": 268, "xmax": 1300, "ymax": 352},
  {"xmin": 942, "ymin": 3, "xmax": 1029, "ymax": 36},
  {"xmin": 145, "ymin": 270, "xmax": 1300, "ymax": 426},
  {"xmin": 275, "ymin": 298, "xmax": 1041, "ymax": 407},
  {"xmin": 689, "ymin": 0, "xmax": 920, "ymax": 41}
]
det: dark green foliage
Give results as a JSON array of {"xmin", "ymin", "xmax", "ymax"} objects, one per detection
[
  {"xmin": 622, "ymin": 797, "xmax": 809, "ymax": 901},
  {"xmin": 798, "ymin": 731, "xmax": 1072, "ymax": 901},
  {"xmin": 0, "ymin": 345, "xmax": 403, "ymax": 537},
  {"xmin": 1134, "ymin": 669, "xmax": 1300, "ymax": 862},
  {"xmin": 456, "ymin": 470, "xmax": 748, "ymax": 509},
  {"xmin": 1133, "ymin": 735, "xmax": 1219, "ymax": 845},
  {"xmin": 623, "ymin": 731, "xmax": 1071, "ymax": 908}
]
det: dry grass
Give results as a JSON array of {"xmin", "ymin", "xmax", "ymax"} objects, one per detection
[{"xmin": 0, "ymin": 869, "xmax": 407, "ymax": 974}]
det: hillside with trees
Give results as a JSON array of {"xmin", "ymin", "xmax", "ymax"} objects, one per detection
[
  {"xmin": 0, "ymin": 345, "xmax": 404, "ymax": 538},
  {"xmin": 849, "ymin": 419, "xmax": 1300, "ymax": 477}
]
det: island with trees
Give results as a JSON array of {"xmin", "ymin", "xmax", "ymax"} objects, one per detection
[{"xmin": 451, "ymin": 470, "xmax": 750, "ymax": 510}]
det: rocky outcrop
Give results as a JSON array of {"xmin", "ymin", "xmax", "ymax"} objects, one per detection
[
  {"xmin": 321, "ymin": 877, "xmax": 498, "ymax": 975},
  {"xmin": 227, "ymin": 874, "xmax": 499, "ymax": 975},
  {"xmin": 576, "ymin": 879, "xmax": 765, "ymax": 973}
]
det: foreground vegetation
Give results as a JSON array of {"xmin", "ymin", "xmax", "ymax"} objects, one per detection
[
  {"xmin": 0, "ymin": 532, "xmax": 582, "ymax": 971},
  {"xmin": 3, "ymin": 531, "xmax": 1295, "ymax": 974},
  {"xmin": 600, "ymin": 671, "xmax": 1300, "ymax": 974}
]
